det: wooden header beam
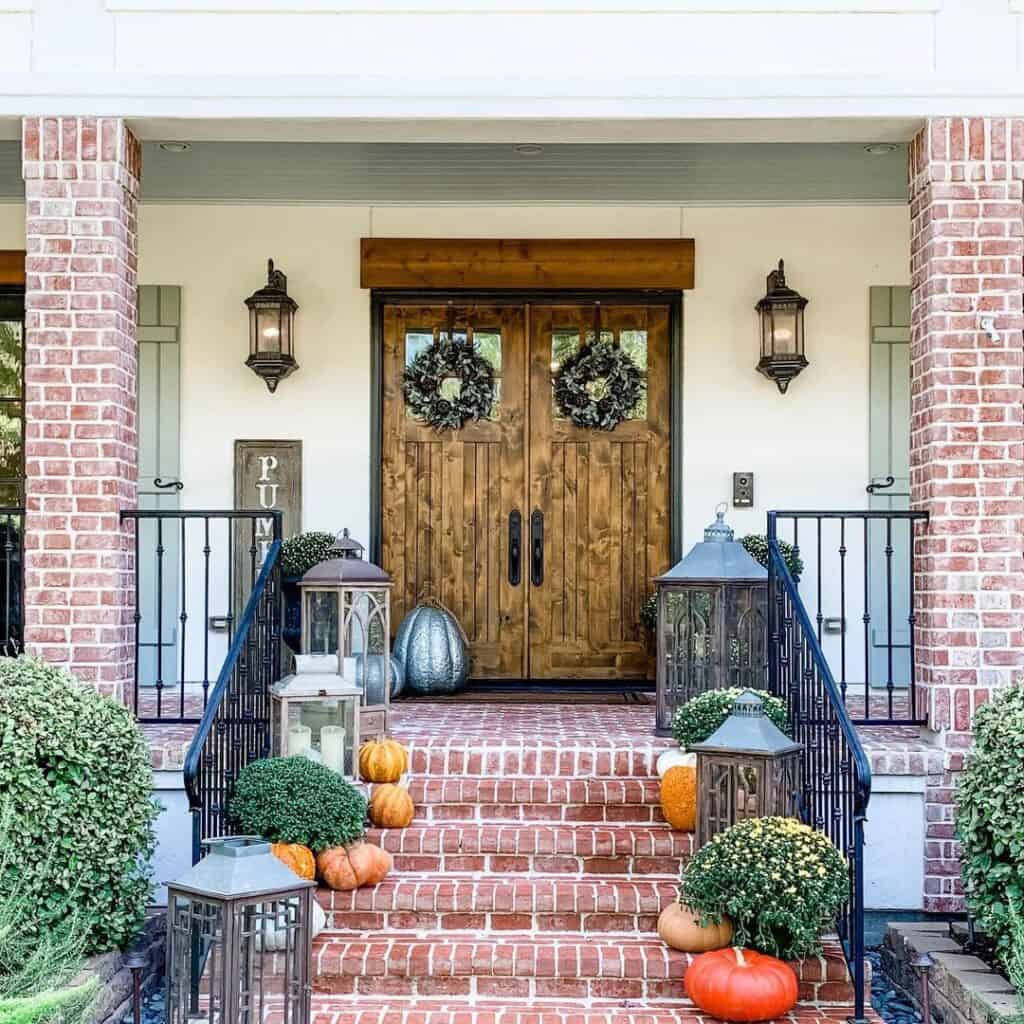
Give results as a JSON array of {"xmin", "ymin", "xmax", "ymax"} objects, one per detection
[
  {"xmin": 360, "ymin": 238, "xmax": 695, "ymax": 291},
  {"xmin": 0, "ymin": 251, "xmax": 25, "ymax": 287}
]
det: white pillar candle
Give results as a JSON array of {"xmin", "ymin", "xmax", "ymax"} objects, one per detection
[
  {"xmin": 288, "ymin": 723, "xmax": 312, "ymax": 757},
  {"xmin": 320, "ymin": 725, "xmax": 347, "ymax": 774}
]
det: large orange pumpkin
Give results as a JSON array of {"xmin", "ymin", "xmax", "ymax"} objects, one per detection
[
  {"xmin": 346, "ymin": 842, "xmax": 393, "ymax": 886},
  {"xmin": 657, "ymin": 902, "xmax": 733, "ymax": 953},
  {"xmin": 270, "ymin": 843, "xmax": 315, "ymax": 881},
  {"xmin": 359, "ymin": 738, "xmax": 409, "ymax": 784},
  {"xmin": 685, "ymin": 947, "xmax": 798, "ymax": 1022},
  {"xmin": 316, "ymin": 846, "xmax": 359, "ymax": 891},
  {"xmin": 660, "ymin": 762, "xmax": 697, "ymax": 831},
  {"xmin": 369, "ymin": 784, "xmax": 415, "ymax": 829}
]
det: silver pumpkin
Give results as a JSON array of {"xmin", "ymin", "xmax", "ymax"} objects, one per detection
[
  {"xmin": 393, "ymin": 602, "xmax": 469, "ymax": 695},
  {"xmin": 355, "ymin": 652, "xmax": 405, "ymax": 704}
]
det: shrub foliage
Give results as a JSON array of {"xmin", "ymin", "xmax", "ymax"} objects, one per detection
[
  {"xmin": 230, "ymin": 756, "xmax": 367, "ymax": 852},
  {"xmin": 0, "ymin": 657, "xmax": 157, "ymax": 954},
  {"xmin": 671, "ymin": 687, "xmax": 789, "ymax": 749},
  {"xmin": 956, "ymin": 684, "xmax": 1024, "ymax": 969},
  {"xmin": 740, "ymin": 534, "xmax": 804, "ymax": 581},
  {"xmin": 680, "ymin": 816, "xmax": 847, "ymax": 960},
  {"xmin": 280, "ymin": 531, "xmax": 337, "ymax": 578}
]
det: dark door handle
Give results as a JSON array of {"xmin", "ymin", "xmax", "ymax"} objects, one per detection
[
  {"xmin": 508, "ymin": 509, "xmax": 522, "ymax": 586},
  {"xmin": 530, "ymin": 509, "xmax": 544, "ymax": 586},
  {"xmin": 866, "ymin": 476, "xmax": 895, "ymax": 494},
  {"xmin": 153, "ymin": 478, "xmax": 184, "ymax": 491}
]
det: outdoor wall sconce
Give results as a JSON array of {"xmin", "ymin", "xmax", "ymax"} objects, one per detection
[
  {"xmin": 245, "ymin": 258, "xmax": 298, "ymax": 393},
  {"xmin": 756, "ymin": 259, "xmax": 808, "ymax": 394}
]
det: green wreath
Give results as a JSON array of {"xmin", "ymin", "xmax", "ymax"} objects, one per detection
[
  {"xmin": 553, "ymin": 339, "xmax": 645, "ymax": 431},
  {"xmin": 403, "ymin": 335, "xmax": 495, "ymax": 431}
]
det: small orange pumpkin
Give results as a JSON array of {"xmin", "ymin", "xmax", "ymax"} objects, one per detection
[
  {"xmin": 368, "ymin": 783, "xmax": 415, "ymax": 829},
  {"xmin": 359, "ymin": 738, "xmax": 409, "ymax": 784},
  {"xmin": 660, "ymin": 761, "xmax": 697, "ymax": 831},
  {"xmin": 270, "ymin": 843, "xmax": 315, "ymax": 881},
  {"xmin": 685, "ymin": 947, "xmax": 798, "ymax": 1023},
  {"xmin": 316, "ymin": 846, "xmax": 359, "ymax": 891},
  {"xmin": 346, "ymin": 841, "xmax": 393, "ymax": 887},
  {"xmin": 657, "ymin": 902, "xmax": 733, "ymax": 953}
]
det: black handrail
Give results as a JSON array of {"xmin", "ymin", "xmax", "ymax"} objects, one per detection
[
  {"xmin": 0, "ymin": 507, "xmax": 23, "ymax": 655},
  {"xmin": 767, "ymin": 515, "xmax": 871, "ymax": 1024},
  {"xmin": 182, "ymin": 536, "xmax": 282, "ymax": 864}
]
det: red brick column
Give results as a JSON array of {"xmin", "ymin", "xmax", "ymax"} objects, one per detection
[
  {"xmin": 21, "ymin": 117, "xmax": 140, "ymax": 696},
  {"xmin": 909, "ymin": 117, "xmax": 1024, "ymax": 911}
]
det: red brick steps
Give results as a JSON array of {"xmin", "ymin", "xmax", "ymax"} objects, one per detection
[{"xmin": 319, "ymin": 876, "xmax": 676, "ymax": 934}]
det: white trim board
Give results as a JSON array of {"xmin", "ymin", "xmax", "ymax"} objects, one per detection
[{"xmin": 104, "ymin": 0, "xmax": 942, "ymax": 11}]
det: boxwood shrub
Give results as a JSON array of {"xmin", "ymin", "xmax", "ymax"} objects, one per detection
[
  {"xmin": 671, "ymin": 687, "xmax": 789, "ymax": 749},
  {"xmin": 230, "ymin": 756, "xmax": 367, "ymax": 852},
  {"xmin": 280, "ymin": 531, "xmax": 336, "ymax": 578},
  {"xmin": 0, "ymin": 657, "xmax": 158, "ymax": 954},
  {"xmin": 956, "ymin": 684, "xmax": 1024, "ymax": 970}
]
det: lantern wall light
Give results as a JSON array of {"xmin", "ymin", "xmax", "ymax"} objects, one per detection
[
  {"xmin": 756, "ymin": 259, "xmax": 808, "ymax": 394},
  {"xmin": 245, "ymin": 258, "xmax": 298, "ymax": 393}
]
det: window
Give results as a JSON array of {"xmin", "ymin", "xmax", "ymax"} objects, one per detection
[
  {"xmin": 0, "ymin": 290, "xmax": 24, "ymax": 508},
  {"xmin": 405, "ymin": 327, "xmax": 503, "ymax": 421},
  {"xmin": 550, "ymin": 327, "xmax": 647, "ymax": 420}
]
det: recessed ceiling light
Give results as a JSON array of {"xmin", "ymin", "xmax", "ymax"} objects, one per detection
[
  {"xmin": 513, "ymin": 143, "xmax": 544, "ymax": 156},
  {"xmin": 159, "ymin": 142, "xmax": 191, "ymax": 153},
  {"xmin": 863, "ymin": 143, "xmax": 898, "ymax": 155}
]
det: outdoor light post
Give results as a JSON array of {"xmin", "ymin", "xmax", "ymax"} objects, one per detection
[
  {"xmin": 245, "ymin": 258, "xmax": 299, "ymax": 392},
  {"xmin": 654, "ymin": 505, "xmax": 768, "ymax": 735},
  {"xmin": 756, "ymin": 259, "xmax": 809, "ymax": 393},
  {"xmin": 165, "ymin": 837, "xmax": 314, "ymax": 1024},
  {"xmin": 690, "ymin": 691, "xmax": 803, "ymax": 848}
]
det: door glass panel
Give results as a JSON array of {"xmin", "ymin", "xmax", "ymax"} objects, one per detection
[
  {"xmin": 405, "ymin": 328, "xmax": 503, "ymax": 421},
  {"xmin": 405, "ymin": 330, "xmax": 433, "ymax": 366},
  {"xmin": 0, "ymin": 320, "xmax": 23, "ymax": 400},
  {"xmin": 620, "ymin": 329, "xmax": 648, "ymax": 420},
  {"xmin": 552, "ymin": 329, "xmax": 646, "ymax": 419}
]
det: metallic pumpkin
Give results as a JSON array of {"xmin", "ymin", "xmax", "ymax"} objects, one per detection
[{"xmin": 393, "ymin": 602, "xmax": 469, "ymax": 695}]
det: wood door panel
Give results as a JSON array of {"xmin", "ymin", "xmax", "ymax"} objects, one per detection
[{"xmin": 382, "ymin": 305, "xmax": 526, "ymax": 678}]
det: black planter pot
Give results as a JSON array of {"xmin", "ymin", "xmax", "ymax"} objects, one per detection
[{"xmin": 282, "ymin": 574, "xmax": 303, "ymax": 654}]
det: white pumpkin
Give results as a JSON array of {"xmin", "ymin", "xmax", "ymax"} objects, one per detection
[
  {"xmin": 257, "ymin": 898, "xmax": 326, "ymax": 951},
  {"xmin": 656, "ymin": 749, "xmax": 696, "ymax": 778}
]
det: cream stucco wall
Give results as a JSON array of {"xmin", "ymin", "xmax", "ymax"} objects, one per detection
[{"xmin": 0, "ymin": 204, "xmax": 24, "ymax": 249}]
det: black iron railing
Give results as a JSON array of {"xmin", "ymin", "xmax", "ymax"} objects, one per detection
[
  {"xmin": 0, "ymin": 508, "xmax": 22, "ymax": 655},
  {"xmin": 767, "ymin": 520, "xmax": 871, "ymax": 1024},
  {"xmin": 769, "ymin": 510, "xmax": 929, "ymax": 726},
  {"xmin": 182, "ymin": 536, "xmax": 282, "ymax": 863},
  {"xmin": 120, "ymin": 509, "xmax": 282, "ymax": 723}
]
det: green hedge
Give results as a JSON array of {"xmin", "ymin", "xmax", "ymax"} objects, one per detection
[
  {"xmin": 671, "ymin": 687, "xmax": 789, "ymax": 749},
  {"xmin": 0, "ymin": 657, "xmax": 158, "ymax": 954}
]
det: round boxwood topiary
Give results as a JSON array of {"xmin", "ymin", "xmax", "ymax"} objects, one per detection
[
  {"xmin": 740, "ymin": 534, "xmax": 804, "ymax": 581},
  {"xmin": 0, "ymin": 656, "xmax": 158, "ymax": 954},
  {"xmin": 671, "ymin": 688, "xmax": 789, "ymax": 749},
  {"xmin": 230, "ymin": 756, "xmax": 367, "ymax": 852},
  {"xmin": 280, "ymin": 531, "xmax": 336, "ymax": 578},
  {"xmin": 956, "ymin": 684, "xmax": 1024, "ymax": 970}
]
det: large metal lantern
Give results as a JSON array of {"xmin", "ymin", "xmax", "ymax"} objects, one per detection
[
  {"xmin": 756, "ymin": 259, "xmax": 808, "ymax": 394},
  {"xmin": 165, "ymin": 836, "xmax": 314, "ymax": 1024},
  {"xmin": 245, "ymin": 258, "xmax": 298, "ymax": 393},
  {"xmin": 690, "ymin": 691, "xmax": 803, "ymax": 848},
  {"xmin": 271, "ymin": 654, "xmax": 362, "ymax": 778},
  {"xmin": 298, "ymin": 530, "xmax": 392, "ymax": 740},
  {"xmin": 654, "ymin": 505, "xmax": 767, "ymax": 735}
]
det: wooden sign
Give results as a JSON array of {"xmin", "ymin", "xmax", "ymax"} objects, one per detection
[{"xmin": 234, "ymin": 440, "xmax": 302, "ymax": 609}]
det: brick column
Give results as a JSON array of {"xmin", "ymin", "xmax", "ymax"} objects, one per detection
[
  {"xmin": 909, "ymin": 117, "xmax": 1024, "ymax": 911},
  {"xmin": 21, "ymin": 117, "xmax": 140, "ymax": 696}
]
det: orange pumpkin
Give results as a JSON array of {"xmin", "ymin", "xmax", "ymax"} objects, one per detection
[
  {"xmin": 658, "ymin": 902, "xmax": 733, "ymax": 953},
  {"xmin": 270, "ymin": 843, "xmax": 315, "ymax": 881},
  {"xmin": 316, "ymin": 846, "xmax": 359, "ymax": 891},
  {"xmin": 369, "ymin": 784, "xmax": 415, "ymax": 829},
  {"xmin": 346, "ymin": 841, "xmax": 393, "ymax": 887},
  {"xmin": 359, "ymin": 738, "xmax": 409, "ymax": 784},
  {"xmin": 660, "ymin": 762, "xmax": 697, "ymax": 831},
  {"xmin": 685, "ymin": 947, "xmax": 798, "ymax": 1023}
]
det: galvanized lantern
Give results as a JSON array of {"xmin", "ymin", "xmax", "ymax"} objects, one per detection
[
  {"xmin": 690, "ymin": 690, "xmax": 803, "ymax": 848},
  {"xmin": 245, "ymin": 258, "xmax": 298, "ymax": 393},
  {"xmin": 298, "ymin": 529, "xmax": 393, "ymax": 740},
  {"xmin": 756, "ymin": 259, "xmax": 808, "ymax": 393},
  {"xmin": 271, "ymin": 654, "xmax": 362, "ymax": 778},
  {"xmin": 165, "ymin": 836, "xmax": 314, "ymax": 1024},
  {"xmin": 654, "ymin": 505, "xmax": 767, "ymax": 735}
]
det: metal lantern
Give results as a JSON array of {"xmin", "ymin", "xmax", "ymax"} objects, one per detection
[
  {"xmin": 691, "ymin": 690, "xmax": 803, "ymax": 848},
  {"xmin": 245, "ymin": 259, "xmax": 298, "ymax": 393},
  {"xmin": 165, "ymin": 836, "xmax": 314, "ymax": 1024},
  {"xmin": 654, "ymin": 505, "xmax": 767, "ymax": 735},
  {"xmin": 298, "ymin": 529, "xmax": 393, "ymax": 741},
  {"xmin": 271, "ymin": 654, "xmax": 362, "ymax": 778},
  {"xmin": 756, "ymin": 259, "xmax": 808, "ymax": 394}
]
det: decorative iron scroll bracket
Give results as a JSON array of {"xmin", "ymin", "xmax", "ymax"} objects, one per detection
[
  {"xmin": 865, "ymin": 476, "xmax": 895, "ymax": 494},
  {"xmin": 153, "ymin": 478, "xmax": 184, "ymax": 491}
]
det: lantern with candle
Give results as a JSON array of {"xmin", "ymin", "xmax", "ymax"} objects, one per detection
[{"xmin": 270, "ymin": 653, "xmax": 361, "ymax": 778}]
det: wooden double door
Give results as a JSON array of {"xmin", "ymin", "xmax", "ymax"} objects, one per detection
[{"xmin": 381, "ymin": 299, "xmax": 672, "ymax": 681}]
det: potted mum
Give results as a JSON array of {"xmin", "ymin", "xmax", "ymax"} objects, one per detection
[{"xmin": 280, "ymin": 531, "xmax": 336, "ymax": 653}]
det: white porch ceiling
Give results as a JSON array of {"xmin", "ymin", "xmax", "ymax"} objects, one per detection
[{"xmin": 0, "ymin": 139, "xmax": 908, "ymax": 205}]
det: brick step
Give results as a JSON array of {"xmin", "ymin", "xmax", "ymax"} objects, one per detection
[
  {"xmin": 366, "ymin": 823, "xmax": 692, "ymax": 875},
  {"xmin": 318, "ymin": 876, "xmax": 677, "ymax": 934},
  {"xmin": 404, "ymin": 738, "xmax": 672, "ymax": 780},
  {"xmin": 408, "ymin": 776, "xmax": 666, "ymax": 824}
]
